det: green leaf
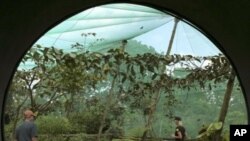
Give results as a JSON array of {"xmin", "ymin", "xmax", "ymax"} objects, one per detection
[
  {"xmin": 129, "ymin": 75, "xmax": 134, "ymax": 82},
  {"xmin": 131, "ymin": 66, "xmax": 135, "ymax": 76},
  {"xmin": 33, "ymin": 52, "xmax": 40, "ymax": 61},
  {"xmin": 148, "ymin": 65, "xmax": 154, "ymax": 72},
  {"xmin": 152, "ymin": 73, "xmax": 157, "ymax": 80}
]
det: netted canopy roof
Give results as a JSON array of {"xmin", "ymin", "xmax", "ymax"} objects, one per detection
[
  {"xmin": 34, "ymin": 3, "xmax": 220, "ymax": 55},
  {"xmin": 20, "ymin": 3, "xmax": 221, "ymax": 69}
]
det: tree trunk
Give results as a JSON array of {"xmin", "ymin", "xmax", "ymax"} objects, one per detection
[
  {"xmin": 214, "ymin": 71, "xmax": 236, "ymax": 141},
  {"xmin": 141, "ymin": 90, "xmax": 160, "ymax": 141},
  {"xmin": 97, "ymin": 76, "xmax": 116, "ymax": 141},
  {"xmin": 28, "ymin": 88, "xmax": 35, "ymax": 109}
]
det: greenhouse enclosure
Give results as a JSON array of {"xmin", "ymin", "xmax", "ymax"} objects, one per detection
[{"xmin": 5, "ymin": 3, "xmax": 247, "ymax": 141}]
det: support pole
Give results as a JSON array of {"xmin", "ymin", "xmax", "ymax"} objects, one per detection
[{"xmin": 166, "ymin": 18, "xmax": 179, "ymax": 55}]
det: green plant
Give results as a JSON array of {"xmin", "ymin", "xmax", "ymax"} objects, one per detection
[
  {"xmin": 36, "ymin": 115, "xmax": 72, "ymax": 134},
  {"xmin": 68, "ymin": 111, "xmax": 111, "ymax": 134},
  {"xmin": 126, "ymin": 127, "xmax": 146, "ymax": 137},
  {"xmin": 3, "ymin": 122, "xmax": 14, "ymax": 141},
  {"xmin": 196, "ymin": 122, "xmax": 222, "ymax": 141}
]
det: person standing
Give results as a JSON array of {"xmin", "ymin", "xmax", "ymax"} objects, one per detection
[
  {"xmin": 15, "ymin": 109, "xmax": 38, "ymax": 141},
  {"xmin": 172, "ymin": 116, "xmax": 186, "ymax": 141}
]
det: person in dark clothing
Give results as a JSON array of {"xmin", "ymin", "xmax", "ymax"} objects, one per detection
[
  {"xmin": 172, "ymin": 116, "xmax": 186, "ymax": 141},
  {"xmin": 15, "ymin": 109, "xmax": 38, "ymax": 141}
]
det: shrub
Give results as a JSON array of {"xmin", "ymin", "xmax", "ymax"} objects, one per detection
[
  {"xmin": 68, "ymin": 112, "xmax": 111, "ymax": 134},
  {"xmin": 39, "ymin": 133, "xmax": 111, "ymax": 141},
  {"xmin": 36, "ymin": 115, "xmax": 72, "ymax": 134},
  {"xmin": 3, "ymin": 122, "xmax": 14, "ymax": 140},
  {"xmin": 126, "ymin": 127, "xmax": 146, "ymax": 137}
]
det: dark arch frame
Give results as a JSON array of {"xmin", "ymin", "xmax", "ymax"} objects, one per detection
[{"xmin": 1, "ymin": 1, "xmax": 250, "ymax": 140}]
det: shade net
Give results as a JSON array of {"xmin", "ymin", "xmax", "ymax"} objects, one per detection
[{"xmin": 20, "ymin": 3, "xmax": 221, "ymax": 69}]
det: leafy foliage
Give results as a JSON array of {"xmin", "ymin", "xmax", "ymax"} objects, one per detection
[
  {"xmin": 5, "ymin": 42, "xmax": 247, "ymax": 141},
  {"xmin": 36, "ymin": 116, "xmax": 72, "ymax": 134},
  {"xmin": 196, "ymin": 122, "xmax": 223, "ymax": 141}
]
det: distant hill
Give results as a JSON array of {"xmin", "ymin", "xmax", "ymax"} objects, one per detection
[{"xmin": 89, "ymin": 40, "xmax": 157, "ymax": 56}]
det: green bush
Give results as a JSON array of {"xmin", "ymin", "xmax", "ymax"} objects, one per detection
[
  {"xmin": 3, "ymin": 122, "xmax": 14, "ymax": 140},
  {"xmin": 126, "ymin": 127, "xmax": 146, "ymax": 137},
  {"xmin": 68, "ymin": 112, "xmax": 87, "ymax": 133},
  {"xmin": 68, "ymin": 112, "xmax": 111, "ymax": 134},
  {"xmin": 36, "ymin": 115, "xmax": 72, "ymax": 134},
  {"xmin": 39, "ymin": 133, "xmax": 111, "ymax": 141}
]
